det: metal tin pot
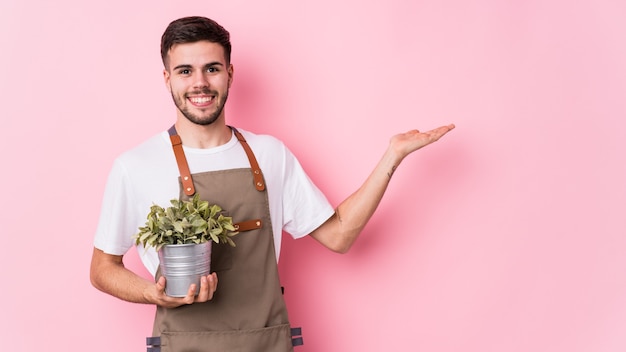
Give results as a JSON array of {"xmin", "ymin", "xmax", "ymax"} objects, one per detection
[{"xmin": 158, "ymin": 242, "xmax": 212, "ymax": 297}]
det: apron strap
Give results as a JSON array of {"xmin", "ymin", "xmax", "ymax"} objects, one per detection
[
  {"xmin": 234, "ymin": 219, "xmax": 262, "ymax": 232},
  {"xmin": 167, "ymin": 125, "xmax": 265, "ymax": 194},
  {"xmin": 231, "ymin": 127, "xmax": 266, "ymax": 192},
  {"xmin": 168, "ymin": 125, "xmax": 195, "ymax": 196}
]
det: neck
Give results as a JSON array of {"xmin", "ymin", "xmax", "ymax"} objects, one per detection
[{"xmin": 174, "ymin": 118, "xmax": 232, "ymax": 149}]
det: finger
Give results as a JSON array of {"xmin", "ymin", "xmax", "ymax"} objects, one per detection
[
  {"xmin": 180, "ymin": 283, "xmax": 197, "ymax": 304},
  {"xmin": 156, "ymin": 276, "xmax": 167, "ymax": 293},
  {"xmin": 193, "ymin": 273, "xmax": 218, "ymax": 303},
  {"xmin": 155, "ymin": 278, "xmax": 187, "ymax": 308},
  {"xmin": 429, "ymin": 124, "xmax": 455, "ymax": 139},
  {"xmin": 434, "ymin": 124, "xmax": 455, "ymax": 133},
  {"xmin": 195, "ymin": 276, "xmax": 209, "ymax": 302},
  {"xmin": 440, "ymin": 124, "xmax": 455, "ymax": 134},
  {"xmin": 208, "ymin": 273, "xmax": 218, "ymax": 299}
]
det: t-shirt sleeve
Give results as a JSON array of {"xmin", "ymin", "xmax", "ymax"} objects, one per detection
[
  {"xmin": 280, "ymin": 147, "xmax": 335, "ymax": 239},
  {"xmin": 93, "ymin": 159, "xmax": 138, "ymax": 255}
]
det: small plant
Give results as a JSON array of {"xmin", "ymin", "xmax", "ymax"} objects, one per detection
[{"xmin": 134, "ymin": 194, "xmax": 238, "ymax": 252}]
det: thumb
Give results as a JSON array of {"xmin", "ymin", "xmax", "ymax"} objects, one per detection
[{"xmin": 156, "ymin": 276, "xmax": 167, "ymax": 292}]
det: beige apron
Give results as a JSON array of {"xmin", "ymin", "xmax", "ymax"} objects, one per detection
[{"xmin": 147, "ymin": 126, "xmax": 302, "ymax": 352}]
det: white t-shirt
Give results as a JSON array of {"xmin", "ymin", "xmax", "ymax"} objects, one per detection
[{"xmin": 94, "ymin": 128, "xmax": 334, "ymax": 276}]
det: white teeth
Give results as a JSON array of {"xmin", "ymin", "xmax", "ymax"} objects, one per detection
[{"xmin": 190, "ymin": 96, "xmax": 212, "ymax": 104}]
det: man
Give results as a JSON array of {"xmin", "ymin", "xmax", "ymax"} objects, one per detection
[{"xmin": 90, "ymin": 16, "xmax": 454, "ymax": 351}]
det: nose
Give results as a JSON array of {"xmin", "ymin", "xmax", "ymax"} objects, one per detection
[{"xmin": 192, "ymin": 71, "xmax": 209, "ymax": 89}]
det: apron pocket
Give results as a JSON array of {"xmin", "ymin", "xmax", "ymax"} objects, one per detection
[
  {"xmin": 210, "ymin": 242, "xmax": 233, "ymax": 272},
  {"xmin": 160, "ymin": 323, "xmax": 294, "ymax": 352}
]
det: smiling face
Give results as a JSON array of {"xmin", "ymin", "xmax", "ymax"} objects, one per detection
[{"xmin": 163, "ymin": 40, "xmax": 233, "ymax": 126}]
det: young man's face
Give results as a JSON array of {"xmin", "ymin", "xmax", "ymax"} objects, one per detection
[{"xmin": 163, "ymin": 40, "xmax": 233, "ymax": 126}]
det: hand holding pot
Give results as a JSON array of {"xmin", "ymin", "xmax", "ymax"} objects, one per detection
[{"xmin": 152, "ymin": 273, "xmax": 218, "ymax": 308}]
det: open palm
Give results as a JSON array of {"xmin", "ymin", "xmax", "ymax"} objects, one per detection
[{"xmin": 390, "ymin": 124, "xmax": 456, "ymax": 159}]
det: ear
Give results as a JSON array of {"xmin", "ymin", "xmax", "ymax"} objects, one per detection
[
  {"xmin": 163, "ymin": 69, "xmax": 172, "ymax": 92},
  {"xmin": 227, "ymin": 64, "xmax": 234, "ymax": 88}
]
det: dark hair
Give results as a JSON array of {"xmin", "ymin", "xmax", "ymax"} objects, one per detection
[{"xmin": 160, "ymin": 16, "xmax": 232, "ymax": 68}]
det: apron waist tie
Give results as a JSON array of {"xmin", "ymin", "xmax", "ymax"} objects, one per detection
[
  {"xmin": 291, "ymin": 327, "xmax": 304, "ymax": 346},
  {"xmin": 146, "ymin": 336, "xmax": 161, "ymax": 352}
]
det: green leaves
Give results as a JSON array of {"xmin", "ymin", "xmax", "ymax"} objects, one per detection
[{"xmin": 133, "ymin": 194, "xmax": 239, "ymax": 250}]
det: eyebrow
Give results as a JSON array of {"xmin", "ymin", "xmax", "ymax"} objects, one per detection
[{"xmin": 172, "ymin": 62, "xmax": 224, "ymax": 71}]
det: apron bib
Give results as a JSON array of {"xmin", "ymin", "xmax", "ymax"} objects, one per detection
[{"xmin": 147, "ymin": 127, "xmax": 300, "ymax": 352}]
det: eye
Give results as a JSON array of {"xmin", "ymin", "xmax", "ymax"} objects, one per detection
[
  {"xmin": 178, "ymin": 69, "xmax": 191, "ymax": 75},
  {"xmin": 207, "ymin": 66, "xmax": 220, "ymax": 73}
]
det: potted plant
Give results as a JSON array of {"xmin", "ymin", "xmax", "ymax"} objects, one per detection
[{"xmin": 133, "ymin": 194, "xmax": 238, "ymax": 297}]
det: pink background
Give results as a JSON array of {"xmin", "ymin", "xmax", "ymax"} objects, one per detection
[{"xmin": 1, "ymin": 0, "xmax": 625, "ymax": 351}]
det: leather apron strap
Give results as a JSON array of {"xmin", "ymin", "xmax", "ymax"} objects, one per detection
[
  {"xmin": 231, "ymin": 128, "xmax": 266, "ymax": 191},
  {"xmin": 167, "ymin": 126, "xmax": 195, "ymax": 196},
  {"xmin": 167, "ymin": 125, "xmax": 265, "ymax": 195}
]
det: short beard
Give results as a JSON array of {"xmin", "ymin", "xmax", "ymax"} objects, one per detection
[{"xmin": 172, "ymin": 89, "xmax": 229, "ymax": 126}]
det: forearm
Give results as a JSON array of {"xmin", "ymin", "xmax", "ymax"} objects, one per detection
[
  {"xmin": 90, "ymin": 248, "xmax": 155, "ymax": 304},
  {"xmin": 311, "ymin": 147, "xmax": 403, "ymax": 253},
  {"xmin": 310, "ymin": 124, "xmax": 455, "ymax": 253}
]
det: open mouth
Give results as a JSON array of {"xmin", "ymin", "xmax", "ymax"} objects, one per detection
[{"xmin": 188, "ymin": 95, "xmax": 215, "ymax": 107}]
